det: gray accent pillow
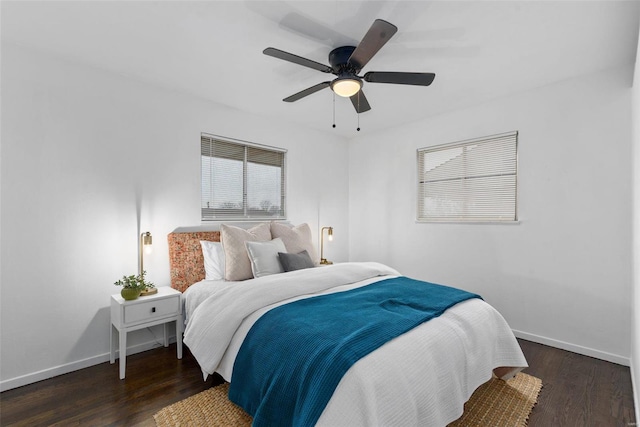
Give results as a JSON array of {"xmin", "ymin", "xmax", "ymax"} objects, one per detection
[
  {"xmin": 270, "ymin": 222, "xmax": 319, "ymax": 265},
  {"xmin": 278, "ymin": 250, "xmax": 315, "ymax": 272},
  {"xmin": 245, "ymin": 238, "xmax": 287, "ymax": 278}
]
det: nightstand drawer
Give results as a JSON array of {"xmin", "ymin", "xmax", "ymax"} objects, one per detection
[{"xmin": 124, "ymin": 297, "xmax": 179, "ymax": 324}]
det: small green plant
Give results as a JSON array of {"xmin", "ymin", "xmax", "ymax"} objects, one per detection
[{"xmin": 114, "ymin": 270, "xmax": 155, "ymax": 291}]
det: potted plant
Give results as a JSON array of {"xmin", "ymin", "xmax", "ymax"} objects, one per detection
[{"xmin": 114, "ymin": 271, "xmax": 155, "ymax": 301}]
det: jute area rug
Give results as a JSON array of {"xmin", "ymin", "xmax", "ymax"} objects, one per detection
[{"xmin": 154, "ymin": 372, "xmax": 542, "ymax": 427}]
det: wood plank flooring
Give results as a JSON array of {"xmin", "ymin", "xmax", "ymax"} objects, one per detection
[
  {"xmin": 518, "ymin": 340, "xmax": 636, "ymax": 426},
  {"xmin": 0, "ymin": 339, "xmax": 635, "ymax": 426}
]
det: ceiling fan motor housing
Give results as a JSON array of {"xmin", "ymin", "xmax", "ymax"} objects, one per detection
[{"xmin": 329, "ymin": 46, "xmax": 359, "ymax": 73}]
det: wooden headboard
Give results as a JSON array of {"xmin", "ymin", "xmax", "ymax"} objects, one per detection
[{"xmin": 167, "ymin": 231, "xmax": 221, "ymax": 292}]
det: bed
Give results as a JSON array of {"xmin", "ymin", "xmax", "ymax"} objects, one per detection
[{"xmin": 168, "ymin": 224, "xmax": 528, "ymax": 426}]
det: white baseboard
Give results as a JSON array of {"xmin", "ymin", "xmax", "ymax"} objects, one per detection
[
  {"xmin": 0, "ymin": 336, "xmax": 177, "ymax": 392},
  {"xmin": 513, "ymin": 329, "xmax": 630, "ymax": 366},
  {"xmin": 631, "ymin": 359, "xmax": 640, "ymax": 423}
]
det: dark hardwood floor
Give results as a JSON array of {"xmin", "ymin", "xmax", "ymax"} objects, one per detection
[
  {"xmin": 518, "ymin": 340, "xmax": 636, "ymax": 427},
  {"xmin": 0, "ymin": 339, "xmax": 635, "ymax": 426}
]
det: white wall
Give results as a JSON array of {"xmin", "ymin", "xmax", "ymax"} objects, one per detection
[
  {"xmin": 349, "ymin": 65, "xmax": 633, "ymax": 365},
  {"xmin": 631, "ymin": 12, "xmax": 640, "ymax": 422},
  {"xmin": 0, "ymin": 43, "xmax": 349, "ymax": 390}
]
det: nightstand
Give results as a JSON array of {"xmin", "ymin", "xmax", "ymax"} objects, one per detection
[{"xmin": 110, "ymin": 287, "xmax": 183, "ymax": 379}]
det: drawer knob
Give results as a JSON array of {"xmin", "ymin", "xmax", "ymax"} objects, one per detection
[{"xmin": 151, "ymin": 307, "xmax": 156, "ymax": 313}]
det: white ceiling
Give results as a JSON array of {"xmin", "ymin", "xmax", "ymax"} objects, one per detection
[{"xmin": 2, "ymin": 1, "xmax": 639, "ymax": 137}]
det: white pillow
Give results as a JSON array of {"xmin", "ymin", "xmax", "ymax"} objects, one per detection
[
  {"xmin": 245, "ymin": 238, "xmax": 287, "ymax": 278},
  {"xmin": 200, "ymin": 241, "xmax": 225, "ymax": 281},
  {"xmin": 270, "ymin": 222, "xmax": 319, "ymax": 265},
  {"xmin": 221, "ymin": 223, "xmax": 272, "ymax": 281}
]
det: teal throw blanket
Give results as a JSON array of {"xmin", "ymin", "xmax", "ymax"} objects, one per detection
[{"xmin": 228, "ymin": 276, "xmax": 481, "ymax": 427}]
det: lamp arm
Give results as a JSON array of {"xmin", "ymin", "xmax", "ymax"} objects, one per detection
[{"xmin": 139, "ymin": 233, "xmax": 144, "ymax": 277}]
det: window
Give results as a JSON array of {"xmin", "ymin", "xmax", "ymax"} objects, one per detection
[
  {"xmin": 201, "ymin": 134, "xmax": 286, "ymax": 221},
  {"xmin": 417, "ymin": 131, "xmax": 518, "ymax": 222}
]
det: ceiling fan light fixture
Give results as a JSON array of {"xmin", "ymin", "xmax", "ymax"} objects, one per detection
[{"xmin": 331, "ymin": 76, "xmax": 362, "ymax": 97}]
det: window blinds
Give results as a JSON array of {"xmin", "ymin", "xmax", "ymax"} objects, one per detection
[
  {"xmin": 201, "ymin": 134, "xmax": 286, "ymax": 221},
  {"xmin": 417, "ymin": 131, "xmax": 518, "ymax": 222}
]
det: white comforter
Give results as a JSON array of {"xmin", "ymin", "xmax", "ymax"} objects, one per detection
[{"xmin": 183, "ymin": 262, "xmax": 527, "ymax": 426}]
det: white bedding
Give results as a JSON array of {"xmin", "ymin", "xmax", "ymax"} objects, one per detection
[
  {"xmin": 181, "ymin": 278, "xmax": 234, "ymax": 325},
  {"xmin": 183, "ymin": 262, "xmax": 528, "ymax": 426}
]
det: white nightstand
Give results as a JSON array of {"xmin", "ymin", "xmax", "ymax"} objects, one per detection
[{"xmin": 110, "ymin": 287, "xmax": 183, "ymax": 379}]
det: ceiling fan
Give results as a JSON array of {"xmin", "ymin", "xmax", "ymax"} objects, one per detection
[{"xmin": 263, "ymin": 19, "xmax": 436, "ymax": 114}]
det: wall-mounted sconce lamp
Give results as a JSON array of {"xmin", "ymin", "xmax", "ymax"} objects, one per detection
[
  {"xmin": 139, "ymin": 231, "xmax": 156, "ymax": 295},
  {"xmin": 320, "ymin": 226, "xmax": 333, "ymax": 265}
]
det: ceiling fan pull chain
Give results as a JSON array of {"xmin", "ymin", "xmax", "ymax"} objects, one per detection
[
  {"xmin": 332, "ymin": 92, "xmax": 336, "ymax": 128},
  {"xmin": 357, "ymin": 92, "xmax": 361, "ymax": 131}
]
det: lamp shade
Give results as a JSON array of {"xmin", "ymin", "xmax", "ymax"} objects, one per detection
[
  {"xmin": 331, "ymin": 77, "xmax": 362, "ymax": 97},
  {"xmin": 142, "ymin": 232, "xmax": 152, "ymax": 254},
  {"xmin": 142, "ymin": 232, "xmax": 152, "ymax": 246}
]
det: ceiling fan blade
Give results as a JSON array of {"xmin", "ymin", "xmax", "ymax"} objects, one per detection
[
  {"xmin": 263, "ymin": 47, "xmax": 333, "ymax": 73},
  {"xmin": 364, "ymin": 71, "xmax": 436, "ymax": 86},
  {"xmin": 348, "ymin": 19, "xmax": 398, "ymax": 71},
  {"xmin": 283, "ymin": 81, "xmax": 331, "ymax": 102},
  {"xmin": 350, "ymin": 90, "xmax": 372, "ymax": 113}
]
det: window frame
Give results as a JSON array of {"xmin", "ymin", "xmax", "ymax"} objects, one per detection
[
  {"xmin": 416, "ymin": 131, "xmax": 518, "ymax": 223},
  {"xmin": 201, "ymin": 133, "xmax": 287, "ymax": 221}
]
